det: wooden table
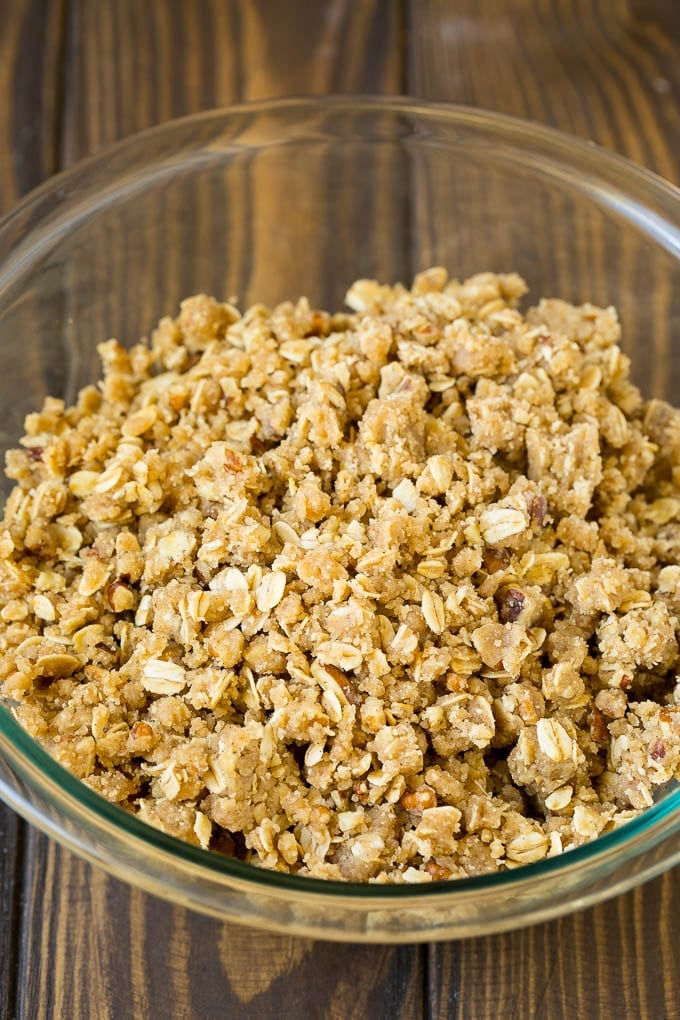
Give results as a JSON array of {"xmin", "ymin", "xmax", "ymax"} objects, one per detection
[{"xmin": 0, "ymin": 2, "xmax": 679, "ymax": 1017}]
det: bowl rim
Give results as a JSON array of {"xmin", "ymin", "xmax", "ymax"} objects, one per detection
[
  {"xmin": 1, "ymin": 702, "xmax": 679, "ymax": 901},
  {"xmin": 0, "ymin": 95, "xmax": 678, "ymax": 234},
  {"xmin": 0, "ymin": 95, "xmax": 679, "ymax": 903}
]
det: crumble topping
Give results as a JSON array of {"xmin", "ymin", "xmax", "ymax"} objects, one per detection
[{"xmin": 1, "ymin": 267, "xmax": 679, "ymax": 882}]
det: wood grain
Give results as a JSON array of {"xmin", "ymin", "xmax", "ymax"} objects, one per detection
[
  {"xmin": 62, "ymin": 0, "xmax": 405, "ymax": 165},
  {"xmin": 0, "ymin": 3, "xmax": 66, "ymax": 1018},
  {"xmin": 0, "ymin": 806, "xmax": 22, "ymax": 1020},
  {"xmin": 1, "ymin": 0, "xmax": 67, "ymax": 200},
  {"xmin": 425, "ymin": 873, "xmax": 680, "ymax": 1020},
  {"xmin": 17, "ymin": 848, "xmax": 424, "ymax": 1020},
  {"xmin": 2, "ymin": 1, "xmax": 680, "ymax": 1018},
  {"xmin": 409, "ymin": 0, "xmax": 679, "ymax": 181},
  {"xmin": 408, "ymin": 3, "xmax": 680, "ymax": 1018},
  {"xmin": 10, "ymin": 3, "xmax": 418, "ymax": 1019}
]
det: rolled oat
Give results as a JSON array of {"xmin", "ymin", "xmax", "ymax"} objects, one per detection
[{"xmin": 1, "ymin": 269, "xmax": 680, "ymax": 883}]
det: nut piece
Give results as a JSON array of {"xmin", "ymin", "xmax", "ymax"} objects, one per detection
[
  {"xmin": 392, "ymin": 479, "xmax": 418, "ymax": 512},
  {"xmin": 402, "ymin": 785, "xmax": 437, "ymax": 813},
  {"xmin": 497, "ymin": 587, "xmax": 525, "ymax": 624},
  {"xmin": 418, "ymin": 455, "xmax": 453, "ymax": 495},
  {"xmin": 107, "ymin": 580, "xmax": 136, "ymax": 613},
  {"xmin": 482, "ymin": 548, "xmax": 510, "ymax": 574},
  {"xmin": 130, "ymin": 721, "xmax": 154, "ymax": 742}
]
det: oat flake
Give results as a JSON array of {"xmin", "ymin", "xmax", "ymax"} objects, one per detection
[{"xmin": 2, "ymin": 271, "xmax": 680, "ymax": 882}]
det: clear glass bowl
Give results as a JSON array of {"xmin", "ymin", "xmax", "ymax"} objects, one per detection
[{"xmin": 0, "ymin": 98, "xmax": 679, "ymax": 942}]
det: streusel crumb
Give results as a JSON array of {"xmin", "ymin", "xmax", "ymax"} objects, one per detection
[{"xmin": 2, "ymin": 269, "xmax": 679, "ymax": 882}]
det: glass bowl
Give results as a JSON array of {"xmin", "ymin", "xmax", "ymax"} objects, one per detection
[{"xmin": 0, "ymin": 97, "xmax": 679, "ymax": 943}]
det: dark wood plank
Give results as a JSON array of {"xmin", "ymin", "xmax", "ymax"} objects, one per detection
[
  {"xmin": 9, "ymin": 3, "xmax": 679, "ymax": 1018},
  {"xmin": 1, "ymin": 0, "xmax": 67, "ymax": 199},
  {"xmin": 408, "ymin": 0, "xmax": 679, "ymax": 181},
  {"xmin": 426, "ymin": 872, "xmax": 680, "ymax": 1020},
  {"xmin": 14, "ymin": 3, "xmax": 421, "ymax": 1019},
  {"xmin": 62, "ymin": 0, "xmax": 405, "ymax": 165},
  {"xmin": 0, "ymin": 3, "xmax": 67, "ymax": 1018},
  {"xmin": 409, "ymin": 3, "xmax": 680, "ymax": 1018},
  {"xmin": 0, "ymin": 805, "xmax": 23, "ymax": 1020},
  {"xmin": 19, "ymin": 849, "xmax": 424, "ymax": 1020}
]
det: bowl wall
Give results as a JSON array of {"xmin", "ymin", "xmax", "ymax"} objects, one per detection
[{"xmin": 0, "ymin": 99, "xmax": 678, "ymax": 940}]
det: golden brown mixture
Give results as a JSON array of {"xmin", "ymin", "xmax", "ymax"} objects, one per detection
[{"xmin": 1, "ymin": 268, "xmax": 680, "ymax": 882}]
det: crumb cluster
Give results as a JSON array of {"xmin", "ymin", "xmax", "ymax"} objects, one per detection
[{"xmin": 1, "ymin": 268, "xmax": 679, "ymax": 882}]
